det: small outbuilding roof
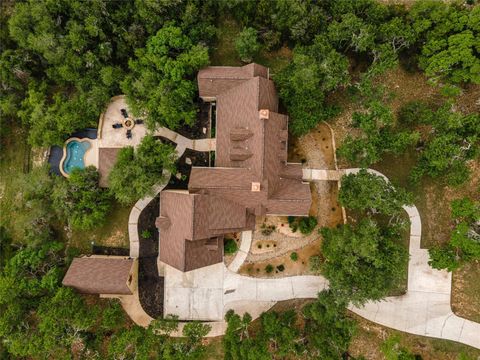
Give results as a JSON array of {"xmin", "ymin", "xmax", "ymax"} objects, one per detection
[{"xmin": 62, "ymin": 257, "xmax": 134, "ymax": 295}]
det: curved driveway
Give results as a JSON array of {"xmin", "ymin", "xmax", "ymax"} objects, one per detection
[{"xmin": 121, "ymin": 157, "xmax": 480, "ymax": 348}]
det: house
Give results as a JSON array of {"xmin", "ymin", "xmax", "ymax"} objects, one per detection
[
  {"xmin": 62, "ymin": 256, "xmax": 138, "ymax": 296},
  {"xmin": 156, "ymin": 63, "xmax": 312, "ymax": 272}
]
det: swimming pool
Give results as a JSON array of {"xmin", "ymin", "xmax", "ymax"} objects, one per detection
[{"xmin": 63, "ymin": 140, "xmax": 91, "ymax": 174}]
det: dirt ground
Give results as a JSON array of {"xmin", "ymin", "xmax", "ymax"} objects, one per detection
[
  {"xmin": 452, "ymin": 261, "xmax": 480, "ymax": 323},
  {"xmin": 349, "ymin": 313, "xmax": 480, "ymax": 360},
  {"xmin": 239, "ymin": 122, "xmax": 343, "ymax": 277},
  {"xmin": 203, "ymin": 299, "xmax": 480, "ymax": 360},
  {"xmin": 327, "ymin": 65, "xmax": 480, "ymax": 323}
]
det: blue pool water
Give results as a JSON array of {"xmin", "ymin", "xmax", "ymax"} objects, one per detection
[{"xmin": 63, "ymin": 140, "xmax": 91, "ymax": 174}]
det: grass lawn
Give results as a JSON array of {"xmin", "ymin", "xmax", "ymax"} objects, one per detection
[
  {"xmin": 0, "ymin": 124, "xmax": 130, "ymax": 252},
  {"xmin": 0, "ymin": 125, "xmax": 30, "ymax": 241},
  {"xmin": 70, "ymin": 200, "xmax": 131, "ymax": 253}
]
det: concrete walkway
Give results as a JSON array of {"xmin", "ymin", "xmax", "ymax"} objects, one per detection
[
  {"xmin": 121, "ymin": 159, "xmax": 480, "ymax": 347},
  {"xmin": 321, "ymin": 168, "xmax": 480, "ymax": 349},
  {"xmin": 154, "ymin": 127, "xmax": 216, "ymax": 152},
  {"xmin": 227, "ymin": 231, "xmax": 253, "ymax": 272}
]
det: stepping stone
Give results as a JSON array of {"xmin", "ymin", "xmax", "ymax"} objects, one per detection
[
  {"xmin": 202, "ymin": 127, "xmax": 207, "ymax": 134},
  {"xmin": 186, "ymin": 157, "xmax": 192, "ymax": 165}
]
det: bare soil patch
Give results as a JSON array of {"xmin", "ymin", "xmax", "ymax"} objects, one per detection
[{"xmin": 452, "ymin": 261, "xmax": 480, "ymax": 323}]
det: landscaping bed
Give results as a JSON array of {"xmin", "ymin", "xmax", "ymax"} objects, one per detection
[
  {"xmin": 176, "ymin": 100, "xmax": 211, "ymax": 140},
  {"xmin": 137, "ymin": 194, "xmax": 164, "ymax": 319},
  {"xmin": 166, "ymin": 149, "xmax": 209, "ymax": 190}
]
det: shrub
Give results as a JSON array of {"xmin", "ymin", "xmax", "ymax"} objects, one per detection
[
  {"xmin": 141, "ymin": 230, "xmax": 152, "ymax": 239},
  {"xmin": 276, "ymin": 264, "xmax": 285, "ymax": 272},
  {"xmin": 261, "ymin": 223, "xmax": 276, "ymax": 236},
  {"xmin": 224, "ymin": 238, "xmax": 238, "ymax": 255},
  {"xmin": 298, "ymin": 216, "xmax": 318, "ymax": 235},
  {"xmin": 265, "ymin": 264, "xmax": 274, "ymax": 274},
  {"xmin": 397, "ymin": 101, "xmax": 432, "ymax": 125},
  {"xmin": 290, "ymin": 252, "xmax": 298, "ymax": 261}
]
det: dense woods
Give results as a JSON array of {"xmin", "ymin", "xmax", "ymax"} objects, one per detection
[{"xmin": 1, "ymin": 0, "xmax": 479, "ymax": 358}]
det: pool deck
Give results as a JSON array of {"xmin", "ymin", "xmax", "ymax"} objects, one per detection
[{"xmin": 98, "ymin": 96, "xmax": 149, "ymax": 148}]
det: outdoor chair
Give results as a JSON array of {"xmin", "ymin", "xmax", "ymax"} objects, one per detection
[
  {"xmin": 121, "ymin": 109, "xmax": 128, "ymax": 118},
  {"xmin": 112, "ymin": 123, "xmax": 123, "ymax": 129},
  {"xmin": 126, "ymin": 130, "xmax": 132, "ymax": 139},
  {"xmin": 134, "ymin": 119, "xmax": 144, "ymax": 125}
]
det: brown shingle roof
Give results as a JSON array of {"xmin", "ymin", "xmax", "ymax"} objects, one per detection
[
  {"xmin": 198, "ymin": 63, "xmax": 269, "ymax": 99},
  {"xmin": 62, "ymin": 257, "xmax": 134, "ymax": 295},
  {"xmin": 158, "ymin": 191, "xmax": 252, "ymax": 271},
  {"xmin": 98, "ymin": 147, "xmax": 121, "ymax": 187},
  {"xmin": 158, "ymin": 64, "xmax": 311, "ymax": 272}
]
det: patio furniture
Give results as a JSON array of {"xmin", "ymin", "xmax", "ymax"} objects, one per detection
[
  {"xmin": 121, "ymin": 109, "xmax": 128, "ymax": 118},
  {"xmin": 112, "ymin": 123, "xmax": 123, "ymax": 129},
  {"xmin": 126, "ymin": 129, "xmax": 132, "ymax": 139},
  {"xmin": 134, "ymin": 119, "xmax": 144, "ymax": 125}
]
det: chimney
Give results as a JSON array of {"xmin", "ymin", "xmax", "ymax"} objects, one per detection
[
  {"xmin": 251, "ymin": 182, "xmax": 261, "ymax": 192},
  {"xmin": 259, "ymin": 109, "xmax": 269, "ymax": 120}
]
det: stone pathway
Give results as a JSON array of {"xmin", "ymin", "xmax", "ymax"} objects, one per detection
[{"xmin": 154, "ymin": 127, "xmax": 216, "ymax": 152}]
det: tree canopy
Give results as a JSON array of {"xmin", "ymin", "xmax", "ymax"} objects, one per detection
[
  {"xmin": 407, "ymin": 102, "xmax": 480, "ymax": 186},
  {"xmin": 429, "ymin": 197, "xmax": 480, "ymax": 271},
  {"xmin": 223, "ymin": 290, "xmax": 358, "ymax": 360},
  {"xmin": 303, "ymin": 290, "xmax": 357, "ymax": 359},
  {"xmin": 235, "ymin": 27, "xmax": 261, "ymax": 63},
  {"xmin": 52, "ymin": 166, "xmax": 111, "ymax": 231},
  {"xmin": 121, "ymin": 24, "xmax": 209, "ymax": 130},
  {"xmin": 409, "ymin": 1, "xmax": 480, "ymax": 84},
  {"xmin": 320, "ymin": 218, "xmax": 409, "ymax": 305},
  {"xmin": 275, "ymin": 35, "xmax": 350, "ymax": 135},
  {"xmin": 108, "ymin": 136, "xmax": 177, "ymax": 204},
  {"xmin": 337, "ymin": 100, "xmax": 420, "ymax": 167},
  {"xmin": 339, "ymin": 169, "xmax": 413, "ymax": 216}
]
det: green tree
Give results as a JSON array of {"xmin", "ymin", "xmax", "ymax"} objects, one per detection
[
  {"xmin": 52, "ymin": 166, "xmax": 111, "ymax": 231},
  {"xmin": 410, "ymin": 104, "xmax": 479, "ymax": 186},
  {"xmin": 223, "ymin": 310, "xmax": 270, "ymax": 360},
  {"xmin": 298, "ymin": 216, "xmax": 318, "ymax": 235},
  {"xmin": 303, "ymin": 290, "xmax": 356, "ymax": 360},
  {"xmin": 7, "ymin": 0, "xmax": 136, "ymax": 146},
  {"xmin": 381, "ymin": 335, "xmax": 419, "ymax": 360},
  {"xmin": 339, "ymin": 169, "xmax": 413, "ymax": 216},
  {"xmin": 121, "ymin": 24, "xmax": 209, "ymax": 130},
  {"xmin": 108, "ymin": 136, "xmax": 176, "ymax": 204},
  {"xmin": 337, "ymin": 101, "xmax": 420, "ymax": 167},
  {"xmin": 275, "ymin": 35, "xmax": 350, "ymax": 136},
  {"xmin": 410, "ymin": 2, "xmax": 480, "ymax": 84},
  {"xmin": 429, "ymin": 198, "xmax": 480, "ymax": 271},
  {"xmin": 260, "ymin": 310, "xmax": 301, "ymax": 357},
  {"xmin": 321, "ymin": 219, "xmax": 409, "ymax": 305},
  {"xmin": 11, "ymin": 165, "xmax": 54, "ymax": 245},
  {"xmin": 36, "ymin": 287, "xmax": 99, "ymax": 354},
  {"xmin": 236, "ymin": 27, "xmax": 261, "ymax": 62}
]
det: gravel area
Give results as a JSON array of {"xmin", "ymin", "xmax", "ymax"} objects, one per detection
[{"xmin": 243, "ymin": 122, "xmax": 343, "ymax": 270}]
